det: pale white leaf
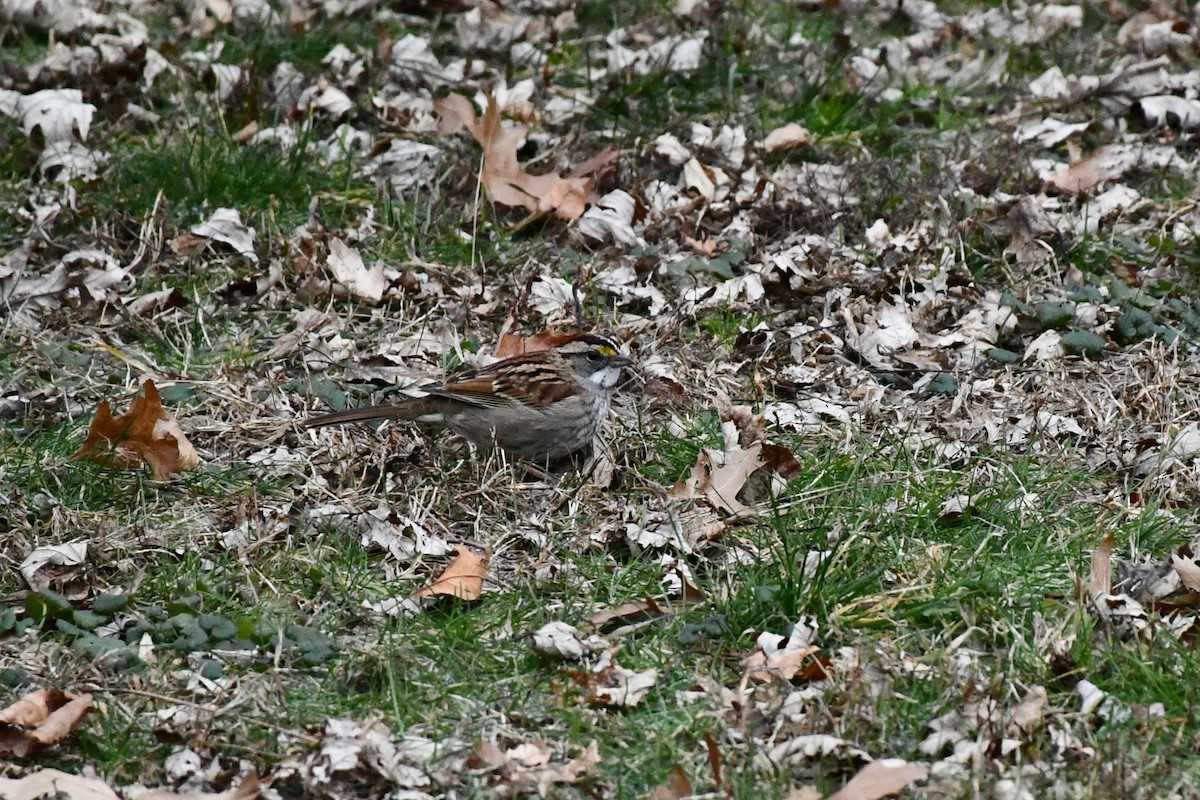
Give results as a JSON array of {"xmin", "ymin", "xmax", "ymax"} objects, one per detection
[
  {"xmin": 762, "ymin": 122, "xmax": 812, "ymax": 151},
  {"xmin": 529, "ymin": 276, "xmax": 579, "ymax": 316},
  {"xmin": 652, "ymin": 133, "xmax": 691, "ymax": 165},
  {"xmin": 590, "ymin": 648, "xmax": 658, "ymax": 707},
  {"xmin": 531, "ymin": 622, "xmax": 598, "ymax": 661},
  {"xmin": 14, "ymin": 88, "xmax": 96, "ymax": 142},
  {"xmin": 1076, "ymin": 680, "xmax": 1107, "ymax": 714},
  {"xmin": 577, "ymin": 190, "xmax": 645, "ymax": 247},
  {"xmin": 756, "ymin": 735, "xmax": 870, "ymax": 769},
  {"xmin": 19, "ymin": 540, "xmax": 88, "ymax": 585},
  {"xmin": 1138, "ymin": 95, "xmax": 1200, "ymax": 129},
  {"xmin": 1170, "ymin": 553, "xmax": 1200, "ymax": 593},
  {"xmin": 1014, "ymin": 117, "xmax": 1091, "ymax": 146},
  {"xmin": 1022, "ymin": 330, "xmax": 1062, "ymax": 361},
  {"xmin": 327, "ymin": 238, "xmax": 386, "ymax": 302},
  {"xmin": 191, "ymin": 208, "xmax": 258, "ymax": 263},
  {"xmin": 302, "ymin": 83, "xmax": 354, "ymax": 117}
]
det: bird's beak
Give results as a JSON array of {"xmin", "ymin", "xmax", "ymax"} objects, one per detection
[{"xmin": 611, "ymin": 354, "xmax": 634, "ymax": 369}]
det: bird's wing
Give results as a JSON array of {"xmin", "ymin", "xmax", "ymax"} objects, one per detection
[{"xmin": 437, "ymin": 355, "xmax": 576, "ymax": 409}]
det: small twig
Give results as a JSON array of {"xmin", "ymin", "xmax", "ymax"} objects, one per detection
[
  {"xmin": 91, "ymin": 685, "xmax": 218, "ymax": 712},
  {"xmin": 92, "ymin": 686, "xmax": 323, "ymax": 745}
]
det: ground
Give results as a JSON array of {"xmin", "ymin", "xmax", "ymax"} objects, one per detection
[{"xmin": 2, "ymin": 0, "xmax": 1200, "ymax": 798}]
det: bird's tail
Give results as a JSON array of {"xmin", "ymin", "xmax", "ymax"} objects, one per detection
[{"xmin": 302, "ymin": 396, "xmax": 437, "ymax": 429}]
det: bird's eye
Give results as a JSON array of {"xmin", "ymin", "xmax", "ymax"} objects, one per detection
[{"xmin": 586, "ymin": 350, "xmax": 604, "ymax": 363}]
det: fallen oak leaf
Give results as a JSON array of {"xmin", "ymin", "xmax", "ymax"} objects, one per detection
[
  {"xmin": 742, "ymin": 638, "xmax": 819, "ymax": 683},
  {"xmin": 530, "ymin": 740, "xmax": 601, "ymax": 795},
  {"xmin": 189, "ymin": 207, "xmax": 257, "ymax": 263},
  {"xmin": 742, "ymin": 618, "xmax": 821, "ymax": 683},
  {"xmin": 581, "ymin": 648, "xmax": 658, "ymax": 707},
  {"xmin": 754, "ymin": 734, "xmax": 871, "ymax": 770},
  {"xmin": 494, "ymin": 324, "xmax": 582, "ymax": 359},
  {"xmin": 587, "ymin": 596, "xmax": 664, "ymax": 633},
  {"xmin": 674, "ymin": 569, "xmax": 707, "ymax": 604},
  {"xmin": 122, "ymin": 770, "xmax": 261, "ymax": 800},
  {"xmin": 27, "ymin": 694, "xmax": 94, "ymax": 750},
  {"xmin": 74, "ymin": 379, "xmax": 200, "ymax": 481},
  {"xmin": 669, "ymin": 445, "xmax": 763, "ymax": 515},
  {"xmin": 713, "ymin": 391, "xmax": 766, "ymax": 446},
  {"xmin": 669, "ymin": 393, "xmax": 802, "ymax": 515},
  {"xmin": 1088, "ymin": 533, "xmax": 1114, "ymax": 598},
  {"xmin": 1083, "ymin": 532, "xmax": 1151, "ymax": 639},
  {"xmin": 683, "ymin": 235, "xmax": 721, "ymax": 257},
  {"xmin": 703, "ymin": 732, "xmax": 724, "ymax": 788},
  {"xmin": 1047, "ymin": 143, "xmax": 1184, "ymax": 194},
  {"xmin": 18, "ymin": 539, "xmax": 87, "ymax": 590},
  {"xmin": 704, "ymin": 444, "xmax": 762, "ymax": 513},
  {"xmin": 0, "ymin": 770, "xmax": 119, "ymax": 800},
  {"xmin": 1005, "ymin": 685, "xmax": 1047, "ymax": 738},
  {"xmin": 0, "ymin": 688, "xmax": 94, "ymax": 758},
  {"xmin": 467, "ymin": 738, "xmax": 509, "ymax": 771},
  {"xmin": 433, "ymin": 92, "xmax": 601, "ymax": 222},
  {"xmin": 826, "ymin": 758, "xmax": 929, "ymax": 800},
  {"xmin": 432, "ymin": 91, "xmax": 476, "ymax": 136},
  {"xmin": 507, "ymin": 739, "xmax": 552, "ymax": 768},
  {"xmin": 1171, "ymin": 551, "xmax": 1200, "ymax": 593},
  {"xmin": 647, "ymin": 765, "xmax": 691, "ymax": 800},
  {"xmin": 413, "ymin": 547, "xmax": 490, "ymax": 601},
  {"xmin": 531, "ymin": 621, "xmax": 602, "ymax": 661},
  {"xmin": 0, "ymin": 688, "xmax": 72, "ymax": 727},
  {"xmin": 761, "ymin": 122, "xmax": 812, "ymax": 151},
  {"xmin": 761, "ymin": 442, "xmax": 802, "ymax": 479},
  {"xmin": 794, "ymin": 655, "xmax": 834, "ymax": 682},
  {"xmin": 564, "ymin": 147, "xmax": 621, "ymax": 181},
  {"xmin": 466, "ymin": 738, "xmax": 600, "ymax": 794},
  {"xmin": 326, "ymin": 237, "xmax": 386, "ymax": 303},
  {"xmin": 784, "ymin": 789, "xmax": 823, "ymax": 800}
]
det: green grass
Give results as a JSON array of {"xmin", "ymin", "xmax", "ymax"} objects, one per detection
[
  {"xmin": 206, "ymin": 19, "xmax": 386, "ymax": 76},
  {"xmin": 695, "ymin": 305, "xmax": 766, "ymax": 347},
  {"xmin": 0, "ymin": 26, "xmax": 52, "ymax": 65},
  {"xmin": 6, "ymin": 407, "xmax": 1200, "ymax": 797},
  {"xmin": 100, "ymin": 120, "xmax": 357, "ymax": 228}
]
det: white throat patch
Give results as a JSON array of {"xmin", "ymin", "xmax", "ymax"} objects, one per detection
[{"xmin": 587, "ymin": 366, "xmax": 622, "ymax": 390}]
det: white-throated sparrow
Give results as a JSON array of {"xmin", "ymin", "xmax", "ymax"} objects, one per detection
[{"xmin": 303, "ymin": 333, "xmax": 633, "ymax": 461}]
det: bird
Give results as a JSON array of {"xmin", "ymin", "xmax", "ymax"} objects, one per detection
[{"xmin": 303, "ymin": 333, "xmax": 633, "ymax": 461}]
